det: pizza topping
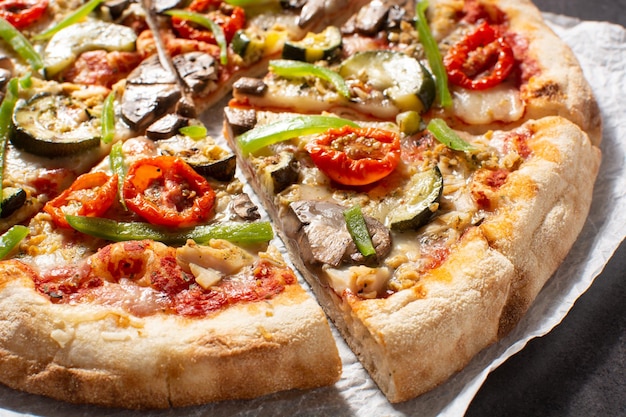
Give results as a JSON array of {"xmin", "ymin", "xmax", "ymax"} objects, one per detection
[
  {"xmin": 0, "ymin": 0, "xmax": 48, "ymax": 30},
  {"xmin": 0, "ymin": 17, "xmax": 42, "ymax": 70},
  {"xmin": 444, "ymin": 21, "xmax": 514, "ymax": 90},
  {"xmin": 450, "ymin": 80, "xmax": 525, "ymax": 125},
  {"xmin": 343, "ymin": 204, "xmax": 376, "ymax": 257},
  {"xmin": 42, "ymin": 19, "xmax": 138, "ymax": 78},
  {"xmin": 339, "ymin": 50, "xmax": 436, "ymax": 114},
  {"xmin": 0, "ymin": 77, "xmax": 17, "ymax": 205},
  {"xmin": 231, "ymin": 193, "xmax": 260, "ymax": 220},
  {"xmin": 120, "ymin": 57, "xmax": 183, "ymax": 130},
  {"xmin": 123, "ymin": 155, "xmax": 216, "ymax": 227},
  {"xmin": 173, "ymin": 51, "xmax": 218, "ymax": 95},
  {"xmin": 11, "ymin": 92, "xmax": 102, "ymax": 157},
  {"xmin": 427, "ymin": 118, "xmax": 475, "ymax": 151},
  {"xmin": 415, "ymin": 0, "xmax": 452, "ymax": 108},
  {"xmin": 0, "ymin": 224, "xmax": 28, "ymax": 259},
  {"xmin": 282, "ymin": 25, "xmax": 342, "ymax": 62},
  {"xmin": 44, "ymin": 172, "xmax": 118, "ymax": 228},
  {"xmin": 284, "ymin": 200, "xmax": 391, "ymax": 267},
  {"xmin": 1, "ymin": 187, "xmax": 26, "ymax": 218},
  {"xmin": 305, "ymin": 125, "xmax": 400, "ymax": 186},
  {"xmin": 176, "ymin": 239, "xmax": 254, "ymax": 275},
  {"xmin": 33, "ymin": 0, "xmax": 104, "ymax": 41},
  {"xmin": 170, "ymin": 0, "xmax": 244, "ymax": 43},
  {"xmin": 269, "ymin": 59, "xmax": 350, "ymax": 99},
  {"xmin": 324, "ymin": 264, "xmax": 391, "ymax": 299},
  {"xmin": 237, "ymin": 114, "xmax": 358, "ymax": 155},
  {"xmin": 257, "ymin": 150, "xmax": 299, "ymax": 195},
  {"xmin": 385, "ymin": 167, "xmax": 443, "ymax": 231},
  {"xmin": 166, "ymin": 8, "xmax": 230, "ymax": 64},
  {"xmin": 65, "ymin": 215, "xmax": 274, "ymax": 244}
]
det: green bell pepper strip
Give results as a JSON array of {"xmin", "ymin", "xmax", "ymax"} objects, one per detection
[
  {"xmin": 237, "ymin": 115, "xmax": 359, "ymax": 156},
  {"xmin": 427, "ymin": 118, "xmax": 475, "ymax": 151},
  {"xmin": 415, "ymin": 1, "xmax": 452, "ymax": 108},
  {"xmin": 65, "ymin": 215, "xmax": 274, "ymax": 245},
  {"xmin": 179, "ymin": 125, "xmax": 207, "ymax": 140},
  {"xmin": 109, "ymin": 142, "xmax": 127, "ymax": 210},
  {"xmin": 165, "ymin": 10, "xmax": 228, "ymax": 65},
  {"xmin": 101, "ymin": 91, "xmax": 116, "ymax": 144},
  {"xmin": 0, "ymin": 18, "xmax": 43, "ymax": 70},
  {"xmin": 269, "ymin": 59, "xmax": 351, "ymax": 99},
  {"xmin": 32, "ymin": 0, "xmax": 104, "ymax": 41},
  {"xmin": 225, "ymin": 0, "xmax": 278, "ymax": 6},
  {"xmin": 343, "ymin": 205, "xmax": 376, "ymax": 257},
  {"xmin": 0, "ymin": 225, "xmax": 29, "ymax": 259},
  {"xmin": 0, "ymin": 78, "xmax": 19, "ymax": 204}
]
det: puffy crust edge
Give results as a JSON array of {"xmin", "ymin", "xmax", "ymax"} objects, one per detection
[
  {"xmin": 479, "ymin": 116, "xmax": 602, "ymax": 336},
  {"xmin": 495, "ymin": 0, "xmax": 603, "ymax": 145},
  {"xmin": 0, "ymin": 261, "xmax": 340, "ymax": 409}
]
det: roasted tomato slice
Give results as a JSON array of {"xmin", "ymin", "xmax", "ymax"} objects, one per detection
[
  {"xmin": 305, "ymin": 125, "xmax": 401, "ymax": 186},
  {"xmin": 0, "ymin": 0, "xmax": 48, "ymax": 29},
  {"xmin": 172, "ymin": 0, "xmax": 245, "ymax": 44},
  {"xmin": 123, "ymin": 156, "xmax": 216, "ymax": 227},
  {"xmin": 443, "ymin": 21, "xmax": 514, "ymax": 90},
  {"xmin": 44, "ymin": 172, "xmax": 118, "ymax": 229}
]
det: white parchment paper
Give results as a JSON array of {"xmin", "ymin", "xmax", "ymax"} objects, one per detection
[{"xmin": 0, "ymin": 14, "xmax": 624, "ymax": 417}]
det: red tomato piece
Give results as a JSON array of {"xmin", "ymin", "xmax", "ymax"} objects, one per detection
[
  {"xmin": 0, "ymin": 0, "xmax": 48, "ymax": 30},
  {"xmin": 44, "ymin": 172, "xmax": 118, "ymax": 229},
  {"xmin": 172, "ymin": 0, "xmax": 245, "ymax": 45},
  {"xmin": 444, "ymin": 21, "xmax": 515, "ymax": 90},
  {"xmin": 305, "ymin": 125, "xmax": 401, "ymax": 186},
  {"xmin": 123, "ymin": 156, "xmax": 215, "ymax": 228}
]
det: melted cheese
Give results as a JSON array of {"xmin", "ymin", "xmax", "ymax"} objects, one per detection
[{"xmin": 451, "ymin": 83, "xmax": 525, "ymax": 125}]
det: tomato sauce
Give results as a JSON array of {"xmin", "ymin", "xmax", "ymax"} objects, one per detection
[{"xmin": 31, "ymin": 243, "xmax": 295, "ymax": 318}]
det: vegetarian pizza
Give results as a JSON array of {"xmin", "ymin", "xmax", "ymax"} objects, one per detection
[{"xmin": 0, "ymin": 0, "xmax": 602, "ymax": 409}]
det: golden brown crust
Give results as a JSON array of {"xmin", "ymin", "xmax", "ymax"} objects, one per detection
[
  {"xmin": 431, "ymin": 0, "xmax": 602, "ymax": 145},
  {"xmin": 499, "ymin": 0, "xmax": 603, "ymax": 145},
  {"xmin": 0, "ymin": 260, "xmax": 340, "ymax": 409},
  {"xmin": 285, "ymin": 227, "xmax": 514, "ymax": 403},
  {"xmin": 479, "ymin": 116, "xmax": 601, "ymax": 336},
  {"xmin": 231, "ymin": 115, "xmax": 600, "ymax": 403}
]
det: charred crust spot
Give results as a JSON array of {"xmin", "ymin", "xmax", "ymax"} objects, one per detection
[{"xmin": 531, "ymin": 82, "xmax": 562, "ymax": 100}]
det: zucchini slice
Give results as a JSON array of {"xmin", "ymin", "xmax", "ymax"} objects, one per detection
[
  {"xmin": 282, "ymin": 25, "xmax": 342, "ymax": 62},
  {"xmin": 339, "ymin": 50, "xmax": 436, "ymax": 113},
  {"xmin": 386, "ymin": 167, "xmax": 443, "ymax": 231},
  {"xmin": 11, "ymin": 93, "xmax": 101, "ymax": 157},
  {"xmin": 0, "ymin": 187, "xmax": 26, "ymax": 218}
]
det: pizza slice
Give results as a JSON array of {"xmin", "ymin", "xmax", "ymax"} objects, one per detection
[
  {"xmin": 223, "ymin": 109, "xmax": 601, "ymax": 402},
  {"xmin": 229, "ymin": 0, "xmax": 602, "ymax": 144},
  {"xmin": 0, "ymin": 122, "xmax": 341, "ymax": 408},
  {"xmin": 131, "ymin": 0, "xmax": 372, "ymax": 112}
]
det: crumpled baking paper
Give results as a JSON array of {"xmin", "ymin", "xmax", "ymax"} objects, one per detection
[{"xmin": 0, "ymin": 14, "xmax": 624, "ymax": 417}]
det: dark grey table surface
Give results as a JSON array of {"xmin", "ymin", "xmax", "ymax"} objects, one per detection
[{"xmin": 467, "ymin": 1, "xmax": 625, "ymax": 416}]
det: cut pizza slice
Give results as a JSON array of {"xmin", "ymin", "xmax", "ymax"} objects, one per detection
[
  {"xmin": 0, "ymin": 125, "xmax": 341, "ymax": 408},
  {"xmin": 223, "ymin": 109, "xmax": 601, "ymax": 402},
  {"xmin": 229, "ymin": 0, "xmax": 602, "ymax": 144},
  {"xmin": 134, "ymin": 0, "xmax": 373, "ymax": 112}
]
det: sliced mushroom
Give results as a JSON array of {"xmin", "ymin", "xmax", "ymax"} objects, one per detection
[
  {"xmin": 104, "ymin": 0, "xmax": 131, "ymax": 19},
  {"xmin": 173, "ymin": 52, "xmax": 218, "ymax": 96},
  {"xmin": 232, "ymin": 77, "xmax": 267, "ymax": 96},
  {"xmin": 151, "ymin": 0, "xmax": 185, "ymax": 13},
  {"xmin": 284, "ymin": 200, "xmax": 391, "ymax": 267},
  {"xmin": 121, "ymin": 55, "xmax": 182, "ymax": 130},
  {"xmin": 121, "ymin": 83, "xmax": 182, "ymax": 130},
  {"xmin": 232, "ymin": 193, "xmax": 261, "ymax": 221},
  {"xmin": 354, "ymin": 0, "xmax": 390, "ymax": 35},
  {"xmin": 223, "ymin": 107, "xmax": 257, "ymax": 137},
  {"xmin": 146, "ymin": 113, "xmax": 189, "ymax": 140}
]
